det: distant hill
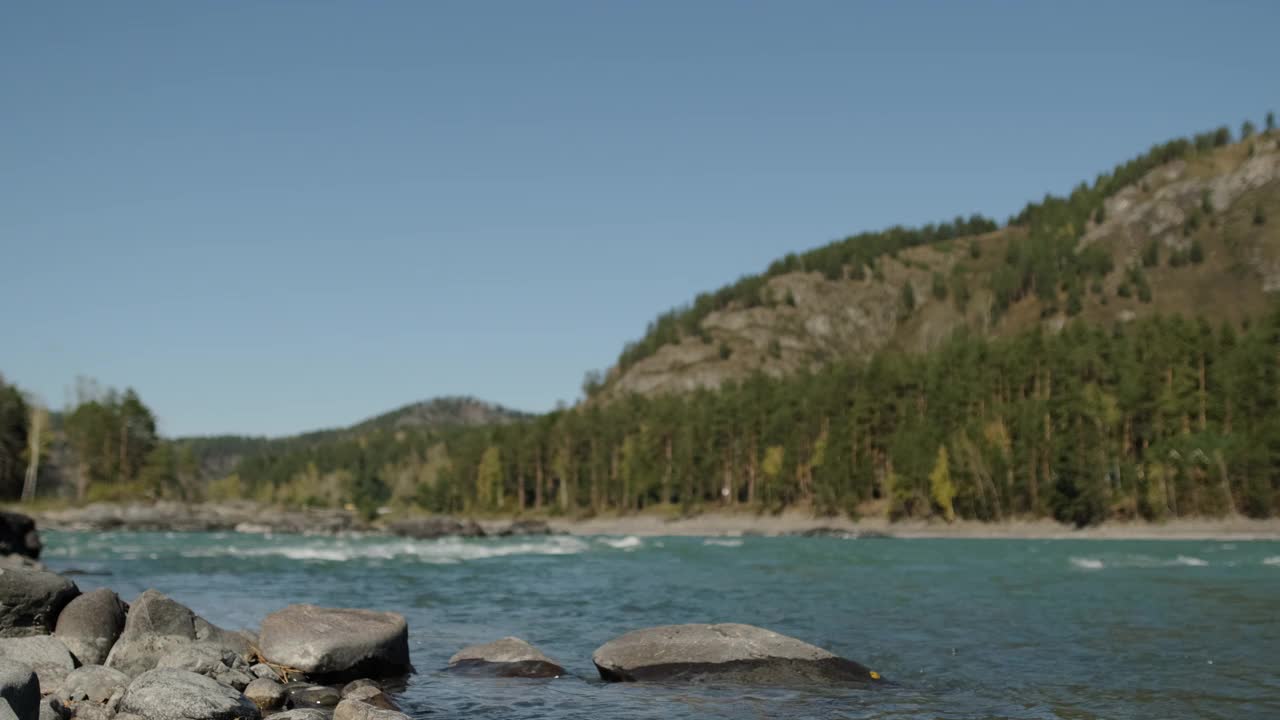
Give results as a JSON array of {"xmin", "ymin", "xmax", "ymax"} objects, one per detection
[
  {"xmin": 179, "ymin": 396, "xmax": 527, "ymax": 481},
  {"xmin": 597, "ymin": 129, "xmax": 1280, "ymax": 399}
]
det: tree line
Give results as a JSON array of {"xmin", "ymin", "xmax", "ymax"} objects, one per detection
[{"xmin": 215, "ymin": 306, "xmax": 1280, "ymax": 526}]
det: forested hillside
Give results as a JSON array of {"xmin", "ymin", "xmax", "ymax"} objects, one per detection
[{"xmin": 3, "ymin": 116, "xmax": 1278, "ymax": 525}]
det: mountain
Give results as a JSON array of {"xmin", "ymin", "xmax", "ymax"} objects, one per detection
[{"xmin": 598, "ymin": 128, "xmax": 1279, "ymax": 399}]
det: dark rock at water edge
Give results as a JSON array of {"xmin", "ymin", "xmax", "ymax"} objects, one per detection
[
  {"xmin": 0, "ymin": 659, "xmax": 40, "ymax": 720},
  {"xmin": 448, "ymin": 637, "xmax": 565, "ymax": 678},
  {"xmin": 285, "ymin": 683, "xmax": 341, "ymax": 708},
  {"xmin": 55, "ymin": 588, "xmax": 128, "ymax": 666},
  {"xmin": 0, "ymin": 567, "xmax": 79, "ymax": 638},
  {"xmin": 592, "ymin": 623, "xmax": 884, "ymax": 685},
  {"xmin": 258, "ymin": 605, "xmax": 411, "ymax": 680},
  {"xmin": 790, "ymin": 527, "xmax": 893, "ymax": 539},
  {"xmin": 388, "ymin": 516, "xmax": 485, "ymax": 539},
  {"xmin": 242, "ymin": 677, "xmax": 286, "ymax": 710},
  {"xmin": 495, "ymin": 519, "xmax": 554, "ymax": 537},
  {"xmin": 118, "ymin": 668, "xmax": 260, "ymax": 720},
  {"xmin": 105, "ymin": 590, "xmax": 253, "ymax": 678},
  {"xmin": 0, "ymin": 512, "xmax": 41, "ymax": 559},
  {"xmin": 0, "ymin": 635, "xmax": 75, "ymax": 694}
]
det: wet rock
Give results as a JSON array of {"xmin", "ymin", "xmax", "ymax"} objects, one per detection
[
  {"xmin": 258, "ymin": 605, "xmax": 410, "ymax": 679},
  {"xmin": 495, "ymin": 519, "xmax": 552, "ymax": 536},
  {"xmin": 266, "ymin": 711, "xmax": 329, "ymax": 720},
  {"xmin": 54, "ymin": 588, "xmax": 128, "ymax": 665},
  {"xmin": 341, "ymin": 686, "xmax": 398, "ymax": 711},
  {"xmin": 448, "ymin": 637, "xmax": 565, "ymax": 678},
  {"xmin": 118, "ymin": 669, "xmax": 259, "ymax": 720},
  {"xmin": 0, "ymin": 567, "xmax": 79, "ymax": 638},
  {"xmin": 105, "ymin": 590, "xmax": 251, "ymax": 678},
  {"xmin": 0, "ymin": 659, "xmax": 39, "ymax": 720},
  {"xmin": 0, "ymin": 636, "xmax": 76, "ymax": 694},
  {"xmin": 339, "ymin": 679, "xmax": 378, "ymax": 697},
  {"xmin": 0, "ymin": 512, "xmax": 41, "ymax": 559},
  {"xmin": 591, "ymin": 623, "xmax": 883, "ymax": 684},
  {"xmin": 387, "ymin": 517, "xmax": 485, "ymax": 539},
  {"xmin": 332, "ymin": 697, "xmax": 409, "ymax": 720},
  {"xmin": 285, "ymin": 684, "xmax": 340, "ymax": 708},
  {"xmin": 242, "ymin": 678, "xmax": 286, "ymax": 710}
]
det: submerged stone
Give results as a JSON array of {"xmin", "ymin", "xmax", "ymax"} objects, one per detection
[{"xmin": 447, "ymin": 637, "xmax": 565, "ymax": 678}]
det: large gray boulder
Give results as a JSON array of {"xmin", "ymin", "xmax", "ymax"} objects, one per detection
[
  {"xmin": 0, "ymin": 636, "xmax": 76, "ymax": 694},
  {"xmin": 591, "ymin": 623, "xmax": 883, "ymax": 684},
  {"xmin": 257, "ymin": 605, "xmax": 410, "ymax": 679},
  {"xmin": 54, "ymin": 588, "xmax": 128, "ymax": 665},
  {"xmin": 0, "ymin": 567, "xmax": 79, "ymax": 638},
  {"xmin": 118, "ymin": 669, "xmax": 259, "ymax": 720},
  {"xmin": 0, "ymin": 512, "xmax": 40, "ymax": 560},
  {"xmin": 105, "ymin": 590, "xmax": 252, "ymax": 678},
  {"xmin": 0, "ymin": 659, "xmax": 39, "ymax": 720},
  {"xmin": 448, "ymin": 637, "xmax": 565, "ymax": 678}
]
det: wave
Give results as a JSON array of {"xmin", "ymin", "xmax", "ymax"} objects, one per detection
[
  {"xmin": 1070, "ymin": 557, "xmax": 1105, "ymax": 570},
  {"xmin": 596, "ymin": 536, "xmax": 643, "ymax": 550},
  {"xmin": 1174, "ymin": 555, "xmax": 1208, "ymax": 567},
  {"xmin": 178, "ymin": 536, "xmax": 590, "ymax": 564},
  {"xmin": 1263, "ymin": 556, "xmax": 1280, "ymax": 566},
  {"xmin": 1071, "ymin": 554, "xmax": 1214, "ymax": 570},
  {"xmin": 703, "ymin": 539, "xmax": 743, "ymax": 547}
]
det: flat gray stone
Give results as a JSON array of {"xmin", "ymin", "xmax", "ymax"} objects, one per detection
[
  {"xmin": 0, "ymin": 567, "xmax": 79, "ymax": 638},
  {"xmin": 0, "ymin": 659, "xmax": 39, "ymax": 720},
  {"xmin": 448, "ymin": 637, "xmax": 565, "ymax": 678},
  {"xmin": 54, "ymin": 588, "xmax": 128, "ymax": 665},
  {"xmin": 0, "ymin": 636, "xmax": 75, "ymax": 694},
  {"xmin": 591, "ymin": 623, "xmax": 882, "ymax": 684},
  {"xmin": 105, "ymin": 590, "xmax": 251, "ymax": 678},
  {"xmin": 248, "ymin": 664, "xmax": 280, "ymax": 682},
  {"xmin": 258, "ymin": 605, "xmax": 409, "ymax": 678},
  {"xmin": 332, "ymin": 697, "xmax": 409, "ymax": 720},
  {"xmin": 118, "ymin": 669, "xmax": 259, "ymax": 720},
  {"xmin": 266, "ymin": 711, "xmax": 328, "ymax": 720}
]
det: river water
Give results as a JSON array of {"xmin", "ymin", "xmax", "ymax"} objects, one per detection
[{"xmin": 41, "ymin": 530, "xmax": 1280, "ymax": 719}]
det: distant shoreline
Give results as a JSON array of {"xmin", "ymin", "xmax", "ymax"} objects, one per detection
[
  {"xmin": 541, "ymin": 511, "xmax": 1280, "ymax": 541},
  {"xmin": 17, "ymin": 501, "xmax": 1280, "ymax": 541}
]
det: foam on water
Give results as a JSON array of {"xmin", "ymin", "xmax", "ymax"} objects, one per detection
[
  {"xmin": 1070, "ymin": 557, "xmax": 1105, "ymax": 570},
  {"xmin": 596, "ymin": 535, "xmax": 643, "ymax": 550},
  {"xmin": 703, "ymin": 538, "xmax": 744, "ymax": 547},
  {"xmin": 177, "ymin": 536, "xmax": 590, "ymax": 563},
  {"xmin": 1264, "ymin": 556, "xmax": 1280, "ymax": 566},
  {"xmin": 1174, "ymin": 555, "xmax": 1208, "ymax": 567}
]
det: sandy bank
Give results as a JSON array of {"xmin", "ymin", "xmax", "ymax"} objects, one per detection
[{"xmin": 542, "ymin": 511, "xmax": 1280, "ymax": 541}]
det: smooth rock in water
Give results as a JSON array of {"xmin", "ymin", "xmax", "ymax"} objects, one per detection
[
  {"xmin": 340, "ymin": 679, "xmax": 378, "ymax": 697},
  {"xmin": 0, "ymin": 512, "xmax": 41, "ymax": 560},
  {"xmin": 54, "ymin": 664, "xmax": 130, "ymax": 705},
  {"xmin": 448, "ymin": 637, "xmax": 565, "ymax": 678},
  {"xmin": 286, "ymin": 684, "xmax": 341, "ymax": 708},
  {"xmin": 0, "ymin": 636, "xmax": 76, "ymax": 694},
  {"xmin": 0, "ymin": 567, "xmax": 79, "ymax": 638},
  {"xmin": 0, "ymin": 659, "xmax": 39, "ymax": 720},
  {"xmin": 387, "ymin": 517, "xmax": 485, "ymax": 539},
  {"xmin": 105, "ymin": 590, "xmax": 251, "ymax": 677},
  {"xmin": 342, "ymin": 686, "xmax": 398, "ymax": 711},
  {"xmin": 496, "ymin": 519, "xmax": 552, "ymax": 537},
  {"xmin": 242, "ymin": 678, "xmax": 285, "ymax": 710},
  {"xmin": 332, "ymin": 697, "xmax": 409, "ymax": 720},
  {"xmin": 267, "ymin": 711, "xmax": 329, "ymax": 720},
  {"xmin": 54, "ymin": 588, "xmax": 128, "ymax": 665},
  {"xmin": 258, "ymin": 605, "xmax": 410, "ymax": 679},
  {"xmin": 591, "ymin": 623, "xmax": 883, "ymax": 684},
  {"xmin": 118, "ymin": 669, "xmax": 259, "ymax": 720}
]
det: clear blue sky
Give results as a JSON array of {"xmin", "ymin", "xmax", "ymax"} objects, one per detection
[{"xmin": 2, "ymin": 1, "xmax": 1275, "ymax": 437}]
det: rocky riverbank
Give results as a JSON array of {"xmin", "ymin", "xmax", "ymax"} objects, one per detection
[{"xmin": 1, "ymin": 511, "xmax": 884, "ymax": 719}]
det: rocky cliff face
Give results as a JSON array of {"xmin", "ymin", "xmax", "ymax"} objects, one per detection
[{"xmin": 605, "ymin": 138, "xmax": 1280, "ymax": 399}]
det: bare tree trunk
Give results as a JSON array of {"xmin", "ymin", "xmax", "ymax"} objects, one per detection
[
  {"xmin": 534, "ymin": 453, "xmax": 544, "ymax": 510},
  {"xmin": 21, "ymin": 409, "xmax": 43, "ymax": 503}
]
